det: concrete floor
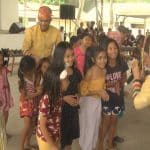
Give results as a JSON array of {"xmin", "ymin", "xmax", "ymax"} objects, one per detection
[{"xmin": 6, "ymin": 65, "xmax": 150, "ymax": 150}]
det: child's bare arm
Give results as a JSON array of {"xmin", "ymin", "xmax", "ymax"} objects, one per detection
[
  {"xmin": 26, "ymin": 86, "xmax": 42, "ymax": 99},
  {"xmin": 132, "ymin": 59, "xmax": 141, "ymax": 80}
]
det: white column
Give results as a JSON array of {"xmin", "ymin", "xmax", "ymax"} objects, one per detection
[{"xmin": 0, "ymin": 0, "xmax": 18, "ymax": 30}]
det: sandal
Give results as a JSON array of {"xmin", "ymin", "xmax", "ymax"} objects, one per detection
[
  {"xmin": 6, "ymin": 133, "xmax": 12, "ymax": 139},
  {"xmin": 113, "ymin": 136, "xmax": 124, "ymax": 143}
]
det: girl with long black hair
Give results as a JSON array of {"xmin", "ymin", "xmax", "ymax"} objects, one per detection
[
  {"xmin": 51, "ymin": 41, "xmax": 82, "ymax": 150},
  {"xmin": 36, "ymin": 66, "xmax": 69, "ymax": 150}
]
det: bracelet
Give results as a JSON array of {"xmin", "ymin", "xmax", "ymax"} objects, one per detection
[{"xmin": 133, "ymin": 79, "xmax": 142, "ymax": 84}]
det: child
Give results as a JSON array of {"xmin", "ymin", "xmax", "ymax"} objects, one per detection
[
  {"xmin": 70, "ymin": 36, "xmax": 81, "ymax": 49},
  {"xmin": 99, "ymin": 38, "xmax": 128, "ymax": 150},
  {"xmin": 0, "ymin": 112, "xmax": 7, "ymax": 150},
  {"xmin": 0, "ymin": 51, "xmax": 13, "ymax": 135},
  {"xmin": 36, "ymin": 67, "xmax": 69, "ymax": 150},
  {"xmin": 34, "ymin": 57, "xmax": 50, "ymax": 134},
  {"xmin": 74, "ymin": 33, "xmax": 93, "ymax": 76},
  {"xmin": 35, "ymin": 57, "xmax": 50, "ymax": 112},
  {"xmin": 18, "ymin": 56, "xmax": 41, "ymax": 150},
  {"xmin": 79, "ymin": 46, "xmax": 109, "ymax": 150},
  {"xmin": 35, "ymin": 57, "xmax": 50, "ymax": 87},
  {"xmin": 51, "ymin": 41, "xmax": 82, "ymax": 150}
]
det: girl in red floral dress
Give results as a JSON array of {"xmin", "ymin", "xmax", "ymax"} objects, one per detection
[
  {"xmin": 18, "ymin": 56, "xmax": 41, "ymax": 150},
  {"xmin": 36, "ymin": 66, "xmax": 69, "ymax": 150},
  {"xmin": 0, "ymin": 51, "xmax": 13, "ymax": 134}
]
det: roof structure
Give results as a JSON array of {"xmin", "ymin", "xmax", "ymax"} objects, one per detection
[
  {"xmin": 117, "ymin": 14, "xmax": 150, "ymax": 19},
  {"xmin": 116, "ymin": 3, "xmax": 150, "ymax": 20}
]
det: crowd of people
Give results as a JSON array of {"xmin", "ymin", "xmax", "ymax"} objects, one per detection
[{"xmin": 0, "ymin": 5, "xmax": 150, "ymax": 150}]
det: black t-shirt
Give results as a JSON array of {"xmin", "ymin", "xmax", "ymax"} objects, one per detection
[
  {"xmin": 106, "ymin": 60, "xmax": 128, "ymax": 94},
  {"xmin": 103, "ymin": 60, "xmax": 128, "ymax": 109}
]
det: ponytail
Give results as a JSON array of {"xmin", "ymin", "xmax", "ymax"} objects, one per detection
[{"xmin": 18, "ymin": 68, "xmax": 26, "ymax": 93}]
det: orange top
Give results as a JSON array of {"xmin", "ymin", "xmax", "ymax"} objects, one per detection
[{"xmin": 80, "ymin": 77, "xmax": 105, "ymax": 98}]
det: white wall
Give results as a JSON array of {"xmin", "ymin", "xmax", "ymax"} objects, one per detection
[
  {"xmin": 0, "ymin": 33, "xmax": 24, "ymax": 49},
  {"xmin": 0, "ymin": 0, "xmax": 18, "ymax": 30}
]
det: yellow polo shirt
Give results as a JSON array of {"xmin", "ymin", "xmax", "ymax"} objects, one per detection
[{"xmin": 22, "ymin": 24, "xmax": 62, "ymax": 58}]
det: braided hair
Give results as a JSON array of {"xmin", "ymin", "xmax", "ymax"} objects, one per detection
[{"xmin": 18, "ymin": 56, "xmax": 36, "ymax": 93}]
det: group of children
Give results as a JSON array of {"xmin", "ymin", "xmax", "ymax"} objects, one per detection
[
  {"xmin": 2, "ymin": 32, "xmax": 149, "ymax": 150},
  {"xmin": 17, "ymin": 41, "xmax": 82, "ymax": 150}
]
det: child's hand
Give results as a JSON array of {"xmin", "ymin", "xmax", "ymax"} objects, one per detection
[
  {"xmin": 74, "ymin": 94, "xmax": 80, "ymax": 102},
  {"xmin": 36, "ymin": 86, "xmax": 42, "ymax": 95},
  {"xmin": 99, "ymin": 90, "xmax": 109, "ymax": 101},
  {"xmin": 63, "ymin": 95, "xmax": 79, "ymax": 106}
]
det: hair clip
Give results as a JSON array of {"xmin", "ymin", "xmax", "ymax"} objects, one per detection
[{"xmin": 60, "ymin": 70, "xmax": 68, "ymax": 80}]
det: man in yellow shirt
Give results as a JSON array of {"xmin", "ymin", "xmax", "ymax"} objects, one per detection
[{"xmin": 22, "ymin": 6, "xmax": 62, "ymax": 60}]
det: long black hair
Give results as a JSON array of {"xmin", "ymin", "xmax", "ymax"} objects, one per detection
[
  {"xmin": 0, "ymin": 51, "xmax": 5, "ymax": 67},
  {"xmin": 18, "ymin": 56, "xmax": 36, "ymax": 92},
  {"xmin": 36, "ymin": 57, "xmax": 50, "ymax": 77},
  {"xmin": 51, "ymin": 41, "xmax": 73, "ymax": 71},
  {"xmin": 42, "ymin": 66, "xmax": 62, "ymax": 110},
  {"xmin": 70, "ymin": 36, "xmax": 80, "ymax": 48},
  {"xmin": 84, "ymin": 46, "xmax": 106, "ymax": 75},
  {"xmin": 0, "ymin": 51, "xmax": 9, "ymax": 66},
  {"xmin": 102, "ymin": 38, "xmax": 122, "ymax": 64}
]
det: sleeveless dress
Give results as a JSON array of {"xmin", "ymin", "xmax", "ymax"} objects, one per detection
[
  {"xmin": 61, "ymin": 68, "xmax": 82, "ymax": 148},
  {"xmin": 19, "ymin": 78, "xmax": 37, "ymax": 118},
  {"xmin": 0, "ymin": 67, "xmax": 13, "ymax": 112},
  {"xmin": 79, "ymin": 77, "xmax": 105, "ymax": 150}
]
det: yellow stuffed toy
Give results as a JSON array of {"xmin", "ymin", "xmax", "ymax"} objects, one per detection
[
  {"xmin": 134, "ymin": 75, "xmax": 150, "ymax": 109},
  {"xmin": 132, "ymin": 53, "xmax": 150, "ymax": 109}
]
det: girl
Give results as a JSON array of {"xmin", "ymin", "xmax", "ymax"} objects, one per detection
[
  {"xmin": 99, "ymin": 38, "xmax": 128, "ymax": 150},
  {"xmin": 34, "ymin": 57, "xmax": 50, "ymax": 134},
  {"xmin": 35, "ymin": 57, "xmax": 50, "ymax": 87},
  {"xmin": 36, "ymin": 67, "xmax": 69, "ymax": 150},
  {"xmin": 70, "ymin": 36, "xmax": 81, "ymax": 49},
  {"xmin": 74, "ymin": 33, "xmax": 93, "ymax": 76},
  {"xmin": 18, "ymin": 56, "xmax": 41, "ymax": 150},
  {"xmin": 79, "ymin": 46, "xmax": 109, "ymax": 150},
  {"xmin": 0, "ymin": 111, "xmax": 7, "ymax": 150},
  {"xmin": 0, "ymin": 51, "xmax": 13, "ymax": 135},
  {"xmin": 51, "ymin": 41, "xmax": 82, "ymax": 150}
]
